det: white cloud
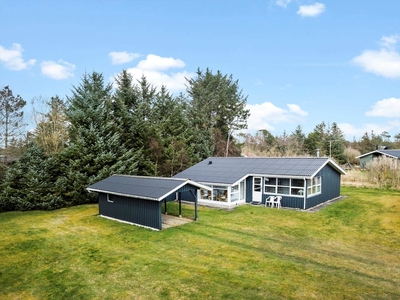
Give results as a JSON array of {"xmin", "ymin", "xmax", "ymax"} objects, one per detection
[
  {"xmin": 380, "ymin": 34, "xmax": 400, "ymax": 50},
  {"xmin": 109, "ymin": 51, "xmax": 140, "ymax": 65},
  {"xmin": 365, "ymin": 98, "xmax": 400, "ymax": 118},
  {"xmin": 136, "ymin": 54, "xmax": 185, "ymax": 71},
  {"xmin": 339, "ymin": 121, "xmax": 400, "ymax": 140},
  {"xmin": 352, "ymin": 49, "xmax": 400, "ymax": 79},
  {"xmin": 41, "ymin": 60, "xmax": 75, "ymax": 80},
  {"xmin": 287, "ymin": 104, "xmax": 308, "ymax": 116},
  {"xmin": 352, "ymin": 35, "xmax": 400, "ymax": 79},
  {"xmin": 0, "ymin": 43, "xmax": 36, "ymax": 70},
  {"xmin": 246, "ymin": 102, "xmax": 308, "ymax": 132},
  {"xmin": 276, "ymin": 0, "xmax": 291, "ymax": 8},
  {"xmin": 113, "ymin": 54, "xmax": 192, "ymax": 93},
  {"xmin": 297, "ymin": 2, "xmax": 325, "ymax": 17},
  {"xmin": 126, "ymin": 67, "xmax": 193, "ymax": 93}
]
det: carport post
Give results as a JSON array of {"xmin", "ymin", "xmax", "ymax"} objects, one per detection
[
  {"xmin": 164, "ymin": 199, "xmax": 167, "ymax": 214},
  {"xmin": 178, "ymin": 192, "xmax": 182, "ymax": 217},
  {"xmin": 189, "ymin": 190, "xmax": 198, "ymax": 221},
  {"xmin": 194, "ymin": 191, "xmax": 198, "ymax": 221}
]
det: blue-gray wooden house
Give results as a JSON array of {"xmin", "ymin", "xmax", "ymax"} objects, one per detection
[
  {"xmin": 173, "ymin": 157, "xmax": 346, "ymax": 210},
  {"xmin": 356, "ymin": 149, "xmax": 400, "ymax": 169},
  {"xmin": 87, "ymin": 175, "xmax": 211, "ymax": 230}
]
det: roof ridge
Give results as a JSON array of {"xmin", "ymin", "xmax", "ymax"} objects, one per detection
[{"xmin": 112, "ymin": 174, "xmax": 188, "ymax": 181}]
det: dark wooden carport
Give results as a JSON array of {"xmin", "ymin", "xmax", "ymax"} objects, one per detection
[{"xmin": 87, "ymin": 175, "xmax": 211, "ymax": 230}]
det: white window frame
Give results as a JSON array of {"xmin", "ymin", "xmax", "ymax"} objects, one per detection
[
  {"xmin": 107, "ymin": 194, "xmax": 114, "ymax": 203},
  {"xmin": 264, "ymin": 177, "xmax": 306, "ymax": 197},
  {"xmin": 307, "ymin": 176, "xmax": 322, "ymax": 196}
]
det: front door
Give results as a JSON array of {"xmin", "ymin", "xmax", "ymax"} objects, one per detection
[{"xmin": 253, "ymin": 177, "xmax": 262, "ymax": 202}]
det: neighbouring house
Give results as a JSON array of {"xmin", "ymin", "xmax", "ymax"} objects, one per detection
[
  {"xmin": 87, "ymin": 175, "xmax": 211, "ymax": 230},
  {"xmin": 173, "ymin": 157, "xmax": 346, "ymax": 210},
  {"xmin": 356, "ymin": 149, "xmax": 400, "ymax": 169}
]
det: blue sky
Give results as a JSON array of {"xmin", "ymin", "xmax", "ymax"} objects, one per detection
[{"xmin": 1, "ymin": 0, "xmax": 399, "ymax": 141}]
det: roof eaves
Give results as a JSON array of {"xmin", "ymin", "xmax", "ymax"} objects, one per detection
[
  {"xmin": 356, "ymin": 150, "xmax": 379, "ymax": 159},
  {"xmin": 156, "ymin": 179, "xmax": 212, "ymax": 201},
  {"xmin": 86, "ymin": 187, "xmax": 160, "ymax": 201}
]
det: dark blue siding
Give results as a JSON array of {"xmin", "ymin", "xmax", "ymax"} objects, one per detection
[
  {"xmin": 262, "ymin": 194, "xmax": 304, "ymax": 209},
  {"xmin": 244, "ymin": 164, "xmax": 341, "ymax": 209},
  {"xmin": 304, "ymin": 164, "xmax": 341, "ymax": 209},
  {"xmin": 99, "ymin": 193, "xmax": 162, "ymax": 230},
  {"xmin": 245, "ymin": 176, "xmax": 253, "ymax": 203},
  {"xmin": 178, "ymin": 184, "xmax": 199, "ymax": 202}
]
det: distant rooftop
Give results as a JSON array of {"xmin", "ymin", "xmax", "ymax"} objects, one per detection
[{"xmin": 357, "ymin": 149, "xmax": 400, "ymax": 159}]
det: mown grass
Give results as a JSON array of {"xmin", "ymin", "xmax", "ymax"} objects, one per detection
[{"xmin": 1, "ymin": 186, "xmax": 399, "ymax": 299}]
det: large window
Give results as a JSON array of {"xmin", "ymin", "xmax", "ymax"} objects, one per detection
[
  {"xmin": 264, "ymin": 178, "xmax": 306, "ymax": 196},
  {"xmin": 307, "ymin": 177, "xmax": 321, "ymax": 196},
  {"xmin": 213, "ymin": 186, "xmax": 228, "ymax": 201},
  {"xmin": 200, "ymin": 180, "xmax": 245, "ymax": 203}
]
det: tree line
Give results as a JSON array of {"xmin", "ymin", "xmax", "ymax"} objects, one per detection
[
  {"xmin": 1, "ymin": 68, "xmax": 399, "ymax": 212},
  {"xmin": 242, "ymin": 124, "xmax": 400, "ymax": 165},
  {"xmin": 0, "ymin": 69, "xmax": 249, "ymax": 211}
]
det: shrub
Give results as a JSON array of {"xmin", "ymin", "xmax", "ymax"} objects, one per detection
[{"xmin": 365, "ymin": 156, "xmax": 400, "ymax": 188}]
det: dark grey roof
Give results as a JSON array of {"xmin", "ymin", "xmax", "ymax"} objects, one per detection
[
  {"xmin": 357, "ymin": 149, "xmax": 400, "ymax": 159},
  {"xmin": 87, "ymin": 175, "xmax": 210, "ymax": 201},
  {"xmin": 375, "ymin": 150, "xmax": 400, "ymax": 159},
  {"xmin": 173, "ymin": 157, "xmax": 346, "ymax": 185}
]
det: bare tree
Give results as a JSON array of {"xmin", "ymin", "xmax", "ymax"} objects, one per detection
[{"xmin": 31, "ymin": 96, "xmax": 69, "ymax": 155}]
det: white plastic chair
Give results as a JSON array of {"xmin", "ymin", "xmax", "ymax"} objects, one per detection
[
  {"xmin": 273, "ymin": 196, "xmax": 282, "ymax": 209},
  {"xmin": 265, "ymin": 196, "xmax": 275, "ymax": 207}
]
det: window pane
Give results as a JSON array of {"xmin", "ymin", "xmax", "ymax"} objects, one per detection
[
  {"xmin": 240, "ymin": 180, "xmax": 245, "ymax": 200},
  {"xmin": 277, "ymin": 187, "xmax": 290, "ymax": 194},
  {"xmin": 232, "ymin": 184, "xmax": 239, "ymax": 193},
  {"xmin": 265, "ymin": 186, "xmax": 276, "ymax": 193},
  {"xmin": 214, "ymin": 187, "xmax": 228, "ymax": 202},
  {"xmin": 278, "ymin": 178, "xmax": 290, "ymax": 186},
  {"xmin": 291, "ymin": 179, "xmax": 304, "ymax": 187},
  {"xmin": 231, "ymin": 192, "xmax": 239, "ymax": 202},
  {"xmin": 264, "ymin": 178, "xmax": 276, "ymax": 185},
  {"xmin": 291, "ymin": 188, "xmax": 304, "ymax": 196}
]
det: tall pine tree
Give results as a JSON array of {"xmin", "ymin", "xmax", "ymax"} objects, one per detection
[{"xmin": 58, "ymin": 72, "xmax": 139, "ymax": 204}]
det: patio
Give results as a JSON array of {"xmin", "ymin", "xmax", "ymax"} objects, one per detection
[{"xmin": 162, "ymin": 214, "xmax": 193, "ymax": 229}]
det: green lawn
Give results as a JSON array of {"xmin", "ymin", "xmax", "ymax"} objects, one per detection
[{"xmin": 1, "ymin": 186, "xmax": 399, "ymax": 299}]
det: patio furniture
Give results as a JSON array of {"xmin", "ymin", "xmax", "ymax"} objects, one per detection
[
  {"xmin": 265, "ymin": 196, "xmax": 275, "ymax": 207},
  {"xmin": 273, "ymin": 196, "xmax": 282, "ymax": 208}
]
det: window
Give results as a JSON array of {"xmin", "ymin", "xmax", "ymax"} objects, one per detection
[
  {"xmin": 264, "ymin": 177, "xmax": 306, "ymax": 196},
  {"xmin": 307, "ymin": 177, "xmax": 321, "ymax": 196},
  {"xmin": 200, "ymin": 188, "xmax": 212, "ymax": 200},
  {"xmin": 213, "ymin": 186, "xmax": 228, "ymax": 202},
  {"xmin": 107, "ymin": 194, "xmax": 114, "ymax": 203},
  {"xmin": 240, "ymin": 180, "xmax": 245, "ymax": 200},
  {"xmin": 231, "ymin": 184, "xmax": 239, "ymax": 202},
  {"xmin": 264, "ymin": 178, "xmax": 276, "ymax": 193}
]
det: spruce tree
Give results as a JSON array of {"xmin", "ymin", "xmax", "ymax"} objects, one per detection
[
  {"xmin": 59, "ymin": 71, "xmax": 139, "ymax": 204},
  {"xmin": 186, "ymin": 68, "xmax": 249, "ymax": 158},
  {"xmin": 0, "ymin": 143, "xmax": 63, "ymax": 212}
]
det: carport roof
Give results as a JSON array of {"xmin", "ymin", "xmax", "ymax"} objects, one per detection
[
  {"xmin": 173, "ymin": 157, "xmax": 346, "ymax": 185},
  {"xmin": 87, "ymin": 175, "xmax": 211, "ymax": 201}
]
